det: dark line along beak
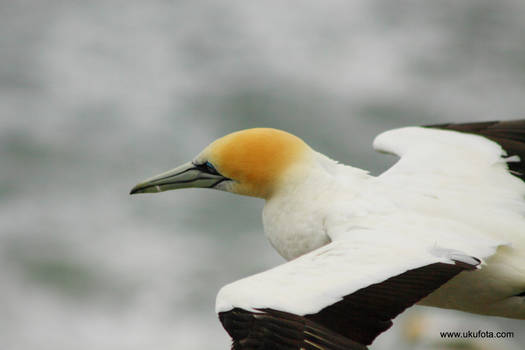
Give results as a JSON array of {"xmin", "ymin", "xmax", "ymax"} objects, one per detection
[{"xmin": 130, "ymin": 161, "xmax": 228, "ymax": 194}]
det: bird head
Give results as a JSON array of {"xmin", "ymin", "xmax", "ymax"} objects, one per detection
[{"xmin": 130, "ymin": 128, "xmax": 312, "ymax": 199}]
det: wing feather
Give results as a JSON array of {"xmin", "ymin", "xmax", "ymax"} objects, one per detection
[
  {"xmin": 218, "ymin": 257, "xmax": 478, "ymax": 349},
  {"xmin": 426, "ymin": 119, "xmax": 525, "ymax": 180}
]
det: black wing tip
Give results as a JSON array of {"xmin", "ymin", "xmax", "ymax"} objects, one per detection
[
  {"xmin": 424, "ymin": 119, "xmax": 525, "ymax": 130},
  {"xmin": 451, "ymin": 256, "xmax": 481, "ymax": 270},
  {"xmin": 219, "ymin": 308, "xmax": 369, "ymax": 350}
]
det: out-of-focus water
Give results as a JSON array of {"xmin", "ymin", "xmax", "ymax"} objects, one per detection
[{"xmin": 1, "ymin": 1, "xmax": 525, "ymax": 349}]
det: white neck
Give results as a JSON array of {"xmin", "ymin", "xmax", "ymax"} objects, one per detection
[{"xmin": 262, "ymin": 152, "xmax": 371, "ymax": 260}]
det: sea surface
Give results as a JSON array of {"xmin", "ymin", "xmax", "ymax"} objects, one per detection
[{"xmin": 1, "ymin": 1, "xmax": 525, "ymax": 349}]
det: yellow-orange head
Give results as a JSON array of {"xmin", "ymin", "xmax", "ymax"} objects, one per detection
[{"xmin": 196, "ymin": 128, "xmax": 312, "ymax": 198}]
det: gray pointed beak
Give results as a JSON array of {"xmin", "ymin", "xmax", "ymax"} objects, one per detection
[{"xmin": 130, "ymin": 161, "xmax": 227, "ymax": 194}]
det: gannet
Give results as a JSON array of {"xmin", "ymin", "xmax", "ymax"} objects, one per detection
[{"xmin": 130, "ymin": 120, "xmax": 525, "ymax": 349}]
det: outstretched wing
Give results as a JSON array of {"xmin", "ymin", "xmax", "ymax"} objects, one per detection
[
  {"xmin": 372, "ymin": 121, "xmax": 525, "ymax": 243},
  {"xmin": 427, "ymin": 120, "xmax": 525, "ymax": 181},
  {"xmin": 217, "ymin": 237, "xmax": 482, "ymax": 349},
  {"xmin": 373, "ymin": 120, "xmax": 525, "ymax": 189}
]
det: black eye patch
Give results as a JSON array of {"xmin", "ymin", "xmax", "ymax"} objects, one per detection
[
  {"xmin": 194, "ymin": 161, "xmax": 220, "ymax": 175},
  {"xmin": 205, "ymin": 161, "xmax": 219, "ymax": 175}
]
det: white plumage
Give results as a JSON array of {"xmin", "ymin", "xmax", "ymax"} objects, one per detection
[
  {"xmin": 131, "ymin": 122, "xmax": 525, "ymax": 349},
  {"xmin": 218, "ymin": 127, "xmax": 525, "ymax": 318}
]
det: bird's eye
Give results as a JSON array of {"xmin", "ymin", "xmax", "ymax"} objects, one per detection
[{"xmin": 205, "ymin": 161, "xmax": 219, "ymax": 175}]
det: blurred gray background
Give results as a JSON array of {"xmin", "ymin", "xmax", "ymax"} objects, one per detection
[{"xmin": 1, "ymin": 1, "xmax": 524, "ymax": 349}]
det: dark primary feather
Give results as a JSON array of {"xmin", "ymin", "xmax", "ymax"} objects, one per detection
[
  {"xmin": 426, "ymin": 119, "xmax": 525, "ymax": 181},
  {"xmin": 219, "ymin": 259, "xmax": 478, "ymax": 349},
  {"xmin": 219, "ymin": 308, "xmax": 367, "ymax": 350}
]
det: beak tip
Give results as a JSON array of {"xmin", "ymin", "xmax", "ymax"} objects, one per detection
[
  {"xmin": 130, "ymin": 183, "xmax": 162, "ymax": 195},
  {"xmin": 129, "ymin": 185, "xmax": 143, "ymax": 195},
  {"xmin": 130, "ymin": 161, "xmax": 212, "ymax": 196}
]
